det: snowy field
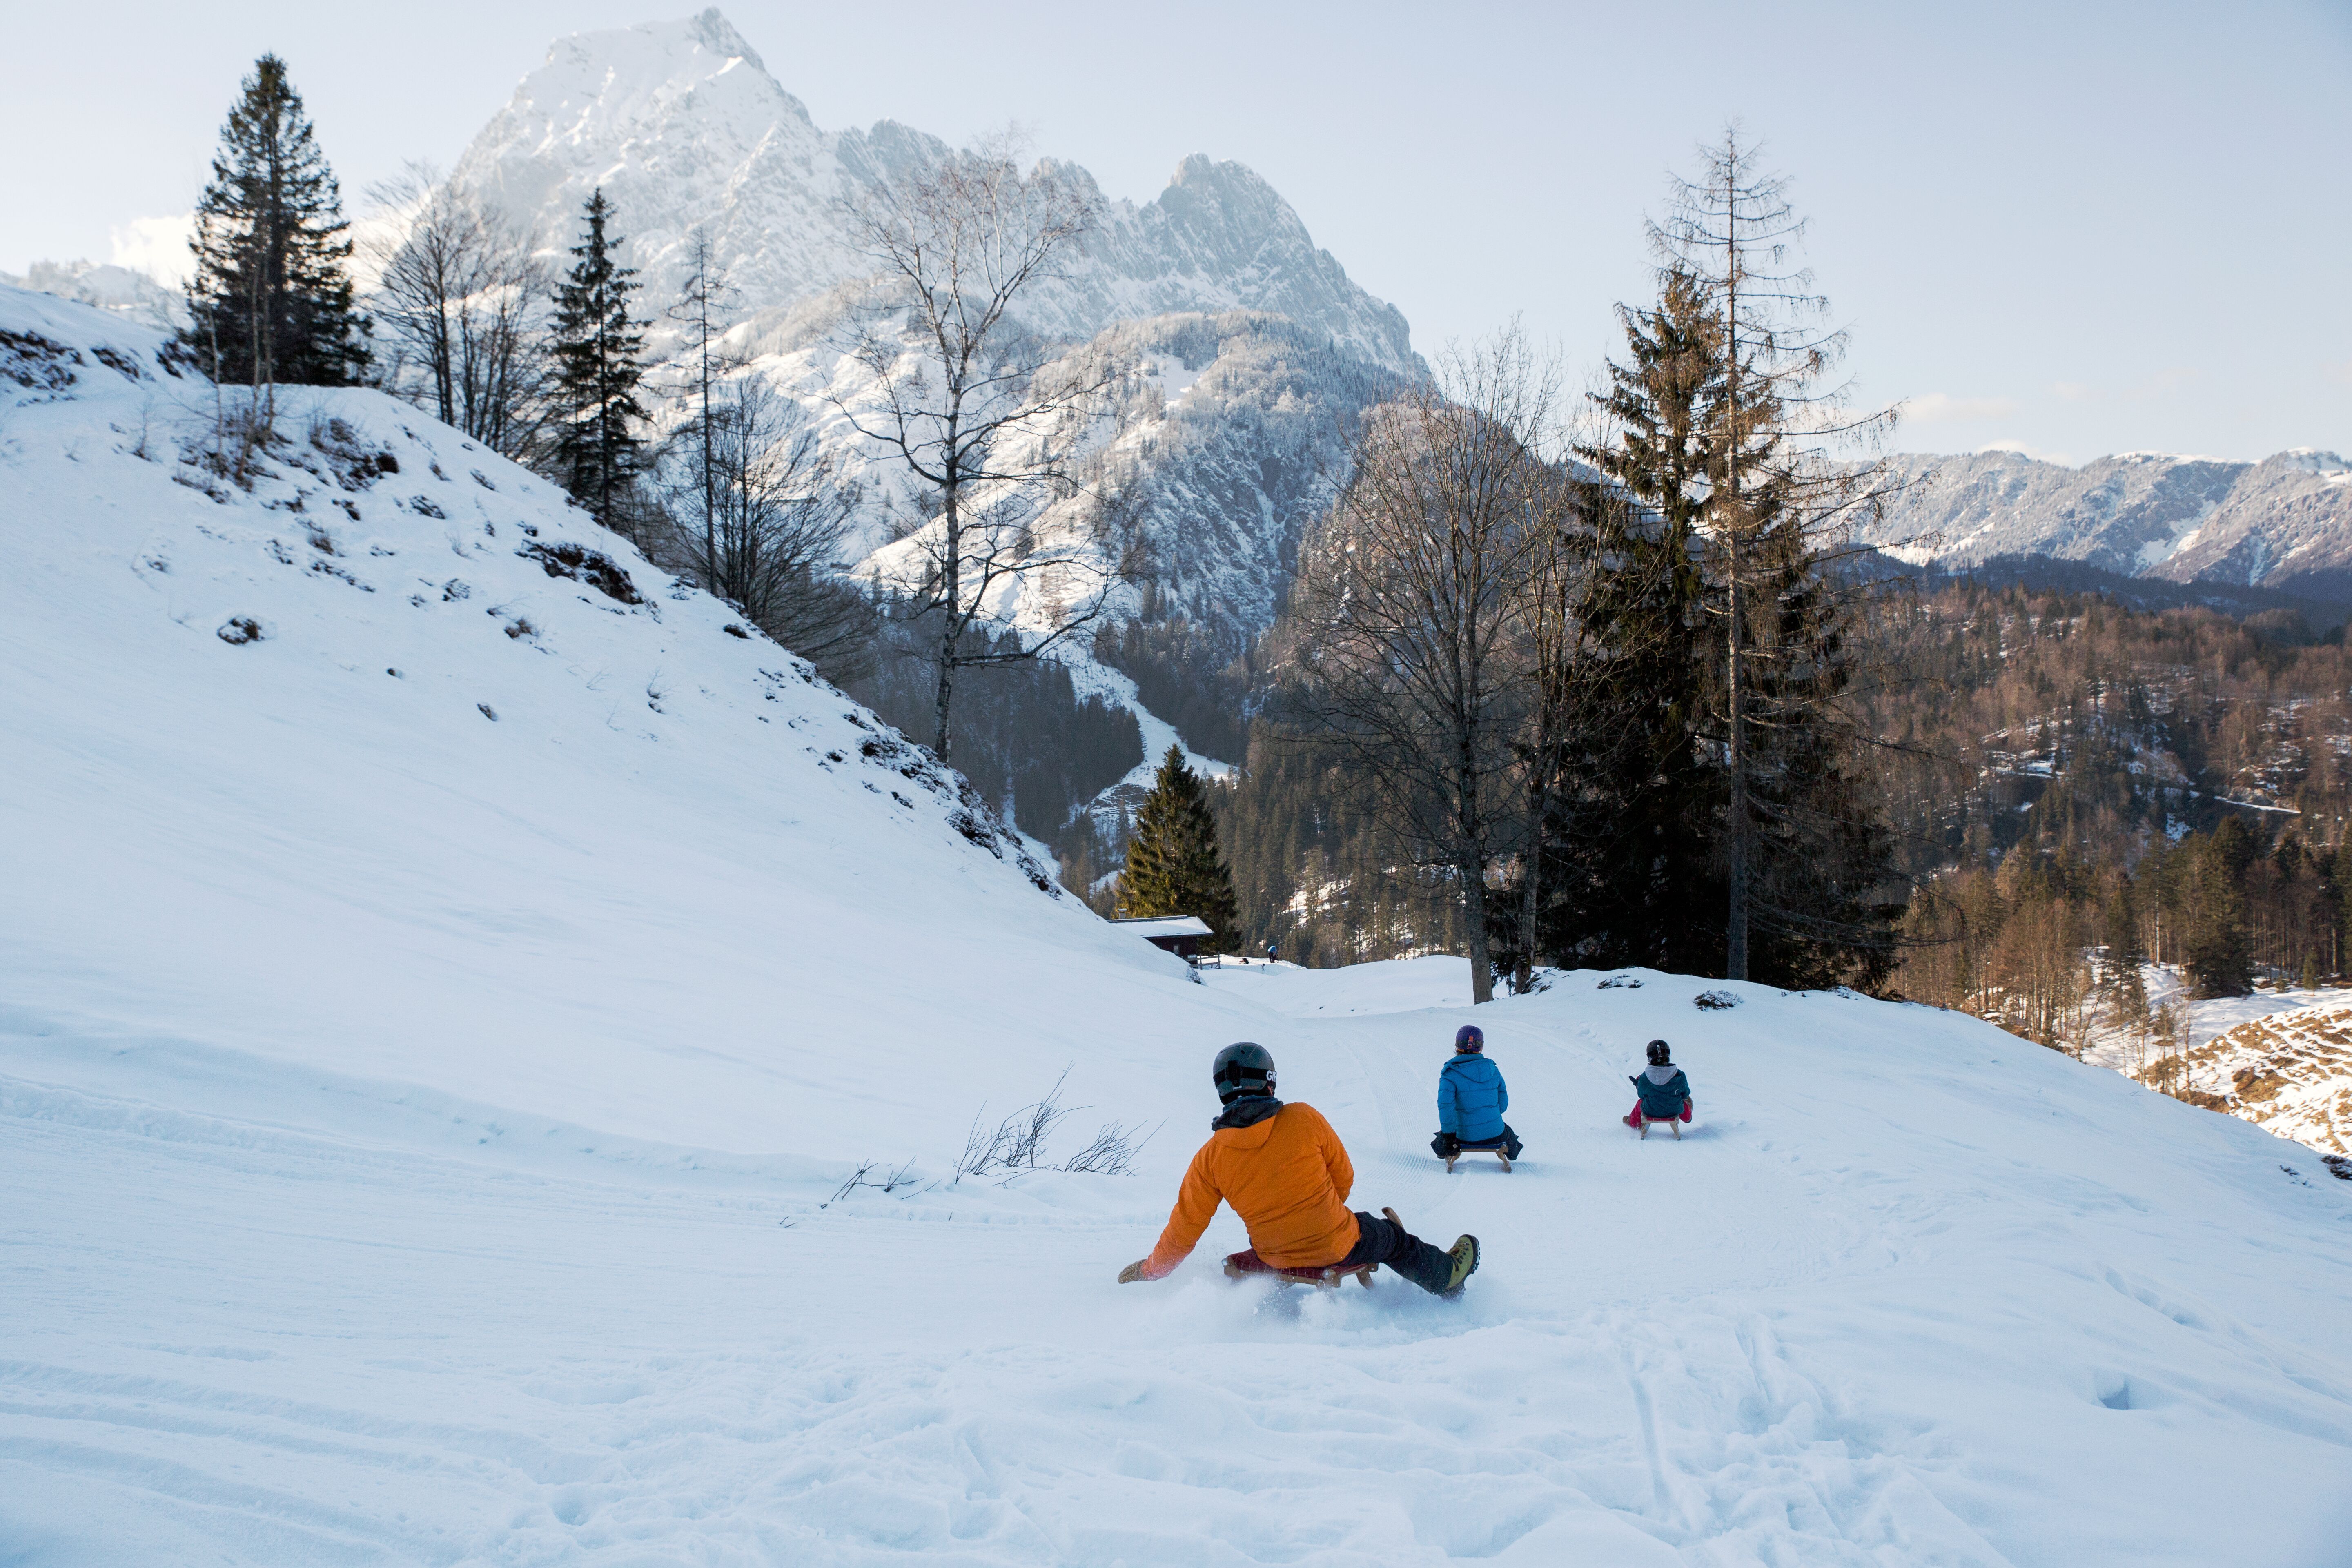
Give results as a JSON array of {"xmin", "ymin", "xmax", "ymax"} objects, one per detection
[{"xmin": 6, "ymin": 285, "xmax": 2352, "ymax": 1564}]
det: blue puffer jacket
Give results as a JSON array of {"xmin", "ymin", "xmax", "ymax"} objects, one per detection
[
  {"xmin": 1630, "ymin": 1066, "xmax": 1691, "ymax": 1118},
  {"xmin": 1439, "ymin": 1054, "xmax": 1508, "ymax": 1141}
]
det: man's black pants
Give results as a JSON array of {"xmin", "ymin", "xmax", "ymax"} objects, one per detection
[{"xmin": 1337, "ymin": 1209, "xmax": 1453, "ymax": 1294}]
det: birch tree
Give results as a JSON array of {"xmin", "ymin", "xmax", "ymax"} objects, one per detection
[{"xmin": 835, "ymin": 138, "xmax": 1118, "ymax": 763}]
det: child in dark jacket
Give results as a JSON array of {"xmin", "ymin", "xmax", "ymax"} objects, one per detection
[
  {"xmin": 1624, "ymin": 1039, "xmax": 1693, "ymax": 1128},
  {"xmin": 1434, "ymin": 1025, "xmax": 1523, "ymax": 1160}
]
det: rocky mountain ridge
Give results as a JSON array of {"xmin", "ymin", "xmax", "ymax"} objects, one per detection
[
  {"xmin": 449, "ymin": 8, "xmax": 1417, "ymax": 374},
  {"xmin": 1865, "ymin": 447, "xmax": 2352, "ymax": 601}
]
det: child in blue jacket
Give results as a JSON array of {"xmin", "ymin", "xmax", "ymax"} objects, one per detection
[
  {"xmin": 1624, "ymin": 1039, "xmax": 1693, "ymax": 1127},
  {"xmin": 1434, "ymin": 1025, "xmax": 1522, "ymax": 1160}
]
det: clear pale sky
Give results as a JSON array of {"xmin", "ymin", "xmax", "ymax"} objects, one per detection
[{"xmin": 5, "ymin": 0, "xmax": 2346, "ymax": 463}]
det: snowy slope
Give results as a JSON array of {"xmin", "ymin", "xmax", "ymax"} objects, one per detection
[
  {"xmin": 7, "ymin": 288, "xmax": 2352, "ymax": 1564},
  {"xmin": 2158, "ymin": 1000, "xmax": 2352, "ymax": 1153}
]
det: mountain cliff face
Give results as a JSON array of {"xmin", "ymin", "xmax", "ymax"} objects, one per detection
[
  {"xmin": 450, "ymin": 8, "xmax": 1417, "ymax": 373},
  {"xmin": 1865, "ymin": 448, "xmax": 2352, "ymax": 599},
  {"xmin": 434, "ymin": 8, "xmax": 1421, "ymax": 777}
]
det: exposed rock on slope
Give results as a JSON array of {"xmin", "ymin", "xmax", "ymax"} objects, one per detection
[{"xmin": 2151, "ymin": 1000, "xmax": 2352, "ymax": 1154}]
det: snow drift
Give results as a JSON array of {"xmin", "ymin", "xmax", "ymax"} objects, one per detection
[{"xmin": 5, "ymin": 286, "xmax": 2352, "ymax": 1566}]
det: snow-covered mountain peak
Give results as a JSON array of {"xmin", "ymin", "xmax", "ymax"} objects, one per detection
[
  {"xmin": 444, "ymin": 12, "xmax": 1418, "ymax": 372},
  {"xmin": 529, "ymin": 7, "xmax": 793, "ymax": 134},
  {"xmin": 1866, "ymin": 445, "xmax": 2352, "ymax": 597}
]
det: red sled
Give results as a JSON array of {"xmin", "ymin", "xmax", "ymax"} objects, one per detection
[
  {"xmin": 1222, "ymin": 1248, "xmax": 1378, "ymax": 1290},
  {"xmin": 1626, "ymin": 1106, "xmax": 1691, "ymax": 1140}
]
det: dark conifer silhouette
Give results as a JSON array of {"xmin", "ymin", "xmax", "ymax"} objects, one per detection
[
  {"xmin": 1118, "ymin": 745, "xmax": 1241, "ymax": 951},
  {"xmin": 549, "ymin": 190, "xmax": 648, "ymax": 529},
  {"xmin": 183, "ymin": 54, "xmax": 369, "ymax": 388}
]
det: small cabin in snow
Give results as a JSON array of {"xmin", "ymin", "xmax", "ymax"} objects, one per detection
[{"xmin": 1112, "ymin": 915, "xmax": 1214, "ymax": 964}]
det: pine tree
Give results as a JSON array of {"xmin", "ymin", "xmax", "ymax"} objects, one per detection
[
  {"xmin": 2184, "ymin": 820, "xmax": 2254, "ymax": 997},
  {"xmin": 1119, "ymin": 745, "xmax": 1241, "ymax": 951},
  {"xmin": 549, "ymin": 190, "xmax": 648, "ymax": 530},
  {"xmin": 1530, "ymin": 254, "xmax": 1899, "ymax": 991},
  {"xmin": 1536, "ymin": 269, "xmax": 1724, "ymax": 975},
  {"xmin": 182, "ymin": 54, "xmax": 368, "ymax": 388}
]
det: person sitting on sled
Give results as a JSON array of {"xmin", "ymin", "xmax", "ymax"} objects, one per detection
[
  {"xmin": 1624, "ymin": 1038, "xmax": 1693, "ymax": 1129},
  {"xmin": 1117, "ymin": 1042, "xmax": 1481, "ymax": 1296},
  {"xmin": 1432, "ymin": 1024, "xmax": 1522, "ymax": 1162}
]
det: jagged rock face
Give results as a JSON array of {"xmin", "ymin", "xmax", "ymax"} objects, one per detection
[
  {"xmin": 439, "ymin": 9, "xmax": 1423, "ymax": 667},
  {"xmin": 1864, "ymin": 448, "xmax": 2352, "ymax": 598},
  {"xmin": 847, "ymin": 310, "xmax": 1397, "ymax": 657},
  {"xmin": 449, "ymin": 8, "xmax": 1418, "ymax": 373}
]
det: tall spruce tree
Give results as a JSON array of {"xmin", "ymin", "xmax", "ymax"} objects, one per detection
[
  {"xmin": 1119, "ymin": 745, "xmax": 1241, "ymax": 952},
  {"xmin": 550, "ymin": 190, "xmax": 648, "ymax": 530},
  {"xmin": 1530, "ymin": 253, "xmax": 1899, "ymax": 990},
  {"xmin": 183, "ymin": 54, "xmax": 368, "ymax": 388},
  {"xmin": 1534, "ymin": 270, "xmax": 1725, "ymax": 975}
]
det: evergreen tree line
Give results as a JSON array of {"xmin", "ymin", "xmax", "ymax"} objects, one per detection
[
  {"xmin": 1205, "ymin": 723, "xmax": 1467, "ymax": 967},
  {"xmin": 1897, "ymin": 818, "xmax": 2352, "ymax": 1059},
  {"xmin": 1876, "ymin": 579, "xmax": 2352, "ymax": 1053},
  {"xmin": 1092, "ymin": 605, "xmax": 1254, "ymax": 764}
]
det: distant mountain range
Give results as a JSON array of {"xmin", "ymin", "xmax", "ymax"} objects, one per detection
[{"xmin": 1863, "ymin": 448, "xmax": 2352, "ymax": 602}]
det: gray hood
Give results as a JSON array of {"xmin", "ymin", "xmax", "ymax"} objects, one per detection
[{"xmin": 1643, "ymin": 1062, "xmax": 1680, "ymax": 1084}]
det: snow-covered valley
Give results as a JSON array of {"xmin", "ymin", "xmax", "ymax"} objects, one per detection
[{"xmin": 7, "ymin": 285, "xmax": 2352, "ymax": 1564}]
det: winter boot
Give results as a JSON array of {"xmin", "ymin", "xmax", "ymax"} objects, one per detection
[{"xmin": 1442, "ymin": 1234, "xmax": 1480, "ymax": 1297}]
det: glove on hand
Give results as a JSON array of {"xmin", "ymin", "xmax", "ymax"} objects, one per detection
[{"xmin": 1117, "ymin": 1260, "xmax": 1148, "ymax": 1284}]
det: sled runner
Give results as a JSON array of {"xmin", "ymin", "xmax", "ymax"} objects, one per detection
[
  {"xmin": 1444, "ymin": 1139, "xmax": 1513, "ymax": 1173},
  {"xmin": 1221, "ymin": 1207, "xmax": 1417, "ymax": 1290},
  {"xmin": 1223, "ymin": 1249, "xmax": 1377, "ymax": 1289},
  {"xmin": 1634, "ymin": 1110, "xmax": 1685, "ymax": 1140}
]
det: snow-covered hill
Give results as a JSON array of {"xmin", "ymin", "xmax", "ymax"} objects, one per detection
[
  {"xmin": 7, "ymin": 286, "xmax": 2352, "ymax": 1563},
  {"xmin": 1866, "ymin": 447, "xmax": 2352, "ymax": 599}
]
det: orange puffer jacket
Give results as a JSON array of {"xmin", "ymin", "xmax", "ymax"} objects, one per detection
[{"xmin": 1141, "ymin": 1102, "xmax": 1359, "ymax": 1278}]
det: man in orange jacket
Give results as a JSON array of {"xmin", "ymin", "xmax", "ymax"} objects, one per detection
[{"xmin": 1116, "ymin": 1043, "xmax": 1480, "ymax": 1296}]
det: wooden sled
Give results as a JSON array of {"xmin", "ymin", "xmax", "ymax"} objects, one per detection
[
  {"xmin": 1223, "ymin": 1250, "xmax": 1377, "ymax": 1290},
  {"xmin": 1444, "ymin": 1140, "xmax": 1514, "ymax": 1172},
  {"xmin": 1635, "ymin": 1111, "xmax": 1686, "ymax": 1140}
]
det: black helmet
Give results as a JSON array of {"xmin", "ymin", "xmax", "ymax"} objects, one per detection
[
  {"xmin": 1212, "ymin": 1042, "xmax": 1276, "ymax": 1103},
  {"xmin": 1646, "ymin": 1039, "xmax": 1672, "ymax": 1066}
]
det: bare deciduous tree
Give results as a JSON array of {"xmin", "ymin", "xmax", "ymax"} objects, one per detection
[
  {"xmin": 834, "ymin": 136, "xmax": 1119, "ymax": 762},
  {"xmin": 364, "ymin": 163, "xmax": 551, "ymax": 461},
  {"xmin": 649, "ymin": 374, "xmax": 873, "ymax": 680},
  {"xmin": 1290, "ymin": 329, "xmax": 1564, "ymax": 1004}
]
